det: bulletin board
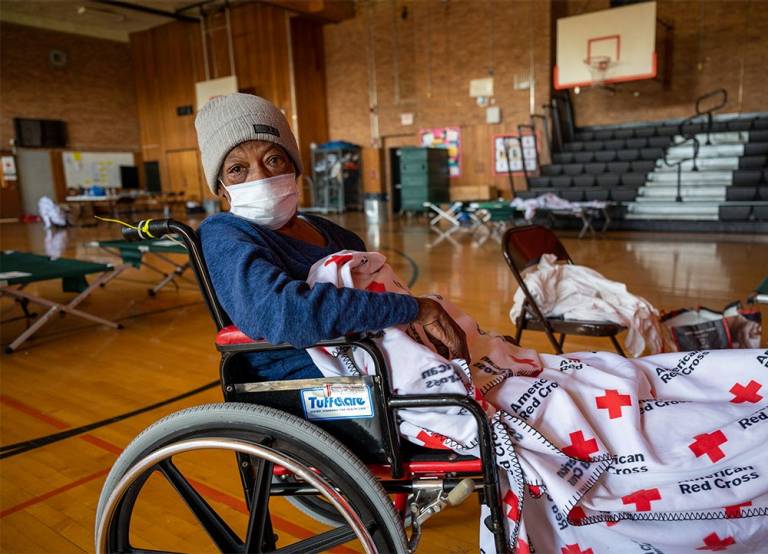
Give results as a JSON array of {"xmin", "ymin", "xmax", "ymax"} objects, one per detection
[
  {"xmin": 493, "ymin": 134, "xmax": 538, "ymax": 175},
  {"xmin": 62, "ymin": 151, "xmax": 135, "ymax": 189},
  {"xmin": 419, "ymin": 127, "xmax": 462, "ymax": 177}
]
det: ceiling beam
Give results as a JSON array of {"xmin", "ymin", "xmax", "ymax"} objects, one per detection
[{"xmin": 93, "ymin": 0, "xmax": 200, "ymax": 23}]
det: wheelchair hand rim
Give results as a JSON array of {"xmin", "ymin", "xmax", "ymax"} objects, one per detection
[{"xmin": 94, "ymin": 437, "xmax": 377, "ymax": 554}]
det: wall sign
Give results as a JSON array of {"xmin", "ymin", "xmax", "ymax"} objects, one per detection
[{"xmin": 2, "ymin": 156, "xmax": 17, "ymax": 181}]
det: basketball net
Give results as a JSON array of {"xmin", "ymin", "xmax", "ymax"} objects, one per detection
[{"xmin": 584, "ymin": 55, "xmax": 616, "ymax": 87}]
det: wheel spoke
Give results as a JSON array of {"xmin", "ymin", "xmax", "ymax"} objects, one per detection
[
  {"xmin": 244, "ymin": 458, "xmax": 274, "ymax": 553},
  {"xmin": 273, "ymin": 525, "xmax": 356, "ymax": 554},
  {"xmin": 158, "ymin": 460, "xmax": 243, "ymax": 552}
]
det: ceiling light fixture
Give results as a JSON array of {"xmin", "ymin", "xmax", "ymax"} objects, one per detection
[{"xmin": 76, "ymin": 5, "xmax": 127, "ymax": 23}]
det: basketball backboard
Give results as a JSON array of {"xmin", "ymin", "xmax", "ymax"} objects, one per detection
[{"xmin": 555, "ymin": 1, "xmax": 657, "ymax": 90}]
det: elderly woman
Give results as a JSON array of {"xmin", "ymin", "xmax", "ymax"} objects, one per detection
[{"xmin": 196, "ymin": 93, "xmax": 467, "ymax": 381}]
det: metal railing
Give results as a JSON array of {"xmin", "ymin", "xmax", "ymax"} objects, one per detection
[
  {"xmin": 662, "ymin": 135, "xmax": 700, "ymax": 203},
  {"xmin": 679, "ymin": 88, "xmax": 728, "ymax": 146}
]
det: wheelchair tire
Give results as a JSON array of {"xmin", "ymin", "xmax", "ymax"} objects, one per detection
[{"xmin": 95, "ymin": 402, "xmax": 408, "ymax": 553}]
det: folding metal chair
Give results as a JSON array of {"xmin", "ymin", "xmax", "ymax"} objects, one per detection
[{"xmin": 501, "ymin": 225, "xmax": 626, "ymax": 355}]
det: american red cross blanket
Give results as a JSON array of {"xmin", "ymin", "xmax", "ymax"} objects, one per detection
[{"xmin": 306, "ymin": 251, "xmax": 768, "ymax": 553}]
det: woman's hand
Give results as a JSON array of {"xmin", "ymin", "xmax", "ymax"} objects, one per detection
[{"xmin": 415, "ymin": 297, "xmax": 470, "ymax": 362}]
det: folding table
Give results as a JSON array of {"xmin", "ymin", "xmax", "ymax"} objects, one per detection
[
  {"xmin": 0, "ymin": 251, "xmax": 129, "ymax": 353},
  {"xmin": 90, "ymin": 238, "xmax": 191, "ymax": 296}
]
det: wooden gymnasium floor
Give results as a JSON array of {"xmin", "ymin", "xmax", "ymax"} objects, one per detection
[{"xmin": 1, "ymin": 213, "xmax": 766, "ymax": 553}]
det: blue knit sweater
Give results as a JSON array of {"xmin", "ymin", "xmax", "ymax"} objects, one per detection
[{"xmin": 199, "ymin": 212, "xmax": 419, "ymax": 380}]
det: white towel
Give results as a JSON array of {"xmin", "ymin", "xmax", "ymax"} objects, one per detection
[{"xmin": 510, "ymin": 253, "xmax": 667, "ymax": 356}]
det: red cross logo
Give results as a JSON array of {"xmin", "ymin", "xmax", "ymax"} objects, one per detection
[
  {"xmin": 472, "ymin": 387, "xmax": 490, "ymax": 411},
  {"xmin": 515, "ymin": 538, "xmax": 530, "ymax": 554},
  {"xmin": 503, "ymin": 490, "xmax": 520, "ymax": 522},
  {"xmin": 568, "ymin": 506, "xmax": 586, "ymax": 524},
  {"xmin": 561, "ymin": 544, "xmax": 594, "ymax": 554},
  {"xmin": 689, "ymin": 431, "xmax": 728, "ymax": 463},
  {"xmin": 724, "ymin": 501, "xmax": 751, "ymax": 519},
  {"xmin": 562, "ymin": 431, "xmax": 599, "ymax": 460},
  {"xmin": 729, "ymin": 380, "xmax": 763, "ymax": 404},
  {"xmin": 621, "ymin": 488, "xmax": 662, "ymax": 511},
  {"xmin": 595, "ymin": 389, "xmax": 632, "ymax": 419},
  {"xmin": 696, "ymin": 532, "xmax": 735, "ymax": 551},
  {"xmin": 365, "ymin": 281, "xmax": 387, "ymax": 293},
  {"xmin": 323, "ymin": 254, "xmax": 354, "ymax": 267},
  {"xmin": 415, "ymin": 430, "xmax": 451, "ymax": 450},
  {"xmin": 527, "ymin": 484, "xmax": 542, "ymax": 498}
]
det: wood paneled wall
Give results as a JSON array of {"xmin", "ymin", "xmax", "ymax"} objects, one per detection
[
  {"xmin": 129, "ymin": 3, "xmax": 332, "ymax": 203},
  {"xmin": 290, "ymin": 16, "xmax": 330, "ymax": 181},
  {"xmin": 130, "ymin": 21, "xmax": 207, "ymax": 199}
]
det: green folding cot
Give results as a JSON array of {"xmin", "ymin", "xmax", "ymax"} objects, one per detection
[
  {"xmin": 90, "ymin": 238, "xmax": 191, "ymax": 296},
  {"xmin": 0, "ymin": 251, "xmax": 129, "ymax": 353}
]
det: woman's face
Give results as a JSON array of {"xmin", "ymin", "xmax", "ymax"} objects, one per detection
[{"xmin": 217, "ymin": 140, "xmax": 293, "ymax": 200}]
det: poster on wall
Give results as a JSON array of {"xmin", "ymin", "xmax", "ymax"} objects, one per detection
[
  {"xmin": 419, "ymin": 127, "xmax": 461, "ymax": 177},
  {"xmin": 493, "ymin": 134, "xmax": 538, "ymax": 175}
]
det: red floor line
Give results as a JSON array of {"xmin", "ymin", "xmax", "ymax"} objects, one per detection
[
  {"xmin": 1, "ymin": 393, "xmax": 357, "ymax": 551},
  {"xmin": 0, "ymin": 394, "xmax": 122, "ymax": 456},
  {"xmin": 0, "ymin": 394, "xmax": 70, "ymax": 430},
  {"xmin": 0, "ymin": 467, "xmax": 110, "ymax": 518}
]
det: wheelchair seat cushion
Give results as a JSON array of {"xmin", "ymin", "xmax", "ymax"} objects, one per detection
[{"xmin": 216, "ymin": 324, "xmax": 258, "ymax": 345}]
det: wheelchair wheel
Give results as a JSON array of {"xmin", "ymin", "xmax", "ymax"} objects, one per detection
[{"xmin": 95, "ymin": 403, "xmax": 407, "ymax": 553}]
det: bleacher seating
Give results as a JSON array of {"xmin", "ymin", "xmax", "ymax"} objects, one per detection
[{"xmin": 523, "ymin": 112, "xmax": 768, "ymax": 225}]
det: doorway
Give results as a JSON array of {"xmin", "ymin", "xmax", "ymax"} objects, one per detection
[{"xmin": 16, "ymin": 148, "xmax": 56, "ymax": 215}]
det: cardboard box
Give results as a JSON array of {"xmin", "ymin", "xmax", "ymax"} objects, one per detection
[{"xmin": 450, "ymin": 185, "xmax": 497, "ymax": 201}]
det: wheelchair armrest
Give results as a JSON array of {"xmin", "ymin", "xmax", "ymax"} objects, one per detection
[{"xmin": 215, "ymin": 325, "xmax": 382, "ymax": 353}]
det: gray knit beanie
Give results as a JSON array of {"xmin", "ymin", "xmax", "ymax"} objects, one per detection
[{"xmin": 195, "ymin": 93, "xmax": 303, "ymax": 194}]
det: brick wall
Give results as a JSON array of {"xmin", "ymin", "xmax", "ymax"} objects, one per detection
[
  {"xmin": 0, "ymin": 23, "xmax": 140, "ymax": 151},
  {"xmin": 563, "ymin": 0, "xmax": 768, "ymax": 127},
  {"xmin": 324, "ymin": 0, "xmax": 552, "ymax": 195}
]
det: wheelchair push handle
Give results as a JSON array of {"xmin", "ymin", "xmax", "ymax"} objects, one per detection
[{"xmin": 121, "ymin": 219, "xmax": 173, "ymax": 242}]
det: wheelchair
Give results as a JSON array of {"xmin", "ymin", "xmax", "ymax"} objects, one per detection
[{"xmin": 94, "ymin": 219, "xmax": 507, "ymax": 554}]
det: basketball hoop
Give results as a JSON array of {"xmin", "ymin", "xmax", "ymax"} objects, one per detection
[{"xmin": 584, "ymin": 55, "xmax": 616, "ymax": 86}]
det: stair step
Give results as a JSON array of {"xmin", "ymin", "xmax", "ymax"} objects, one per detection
[
  {"xmin": 654, "ymin": 158, "xmax": 741, "ymax": 171},
  {"xmin": 625, "ymin": 212, "xmax": 720, "ymax": 221},
  {"xmin": 637, "ymin": 185, "xmax": 725, "ymax": 200},
  {"xmin": 674, "ymin": 131, "xmax": 748, "ymax": 145},
  {"xmin": 647, "ymin": 171, "xmax": 732, "ymax": 184},
  {"xmin": 626, "ymin": 201, "xmax": 720, "ymax": 218},
  {"xmin": 666, "ymin": 144, "xmax": 744, "ymax": 159}
]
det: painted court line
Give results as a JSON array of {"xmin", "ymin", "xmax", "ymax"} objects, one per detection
[
  {"xmin": 0, "ymin": 468, "xmax": 110, "ymax": 518},
  {"xmin": 1, "ymin": 394, "xmax": 359, "ymax": 552}
]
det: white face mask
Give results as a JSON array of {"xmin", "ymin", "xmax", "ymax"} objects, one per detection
[{"xmin": 225, "ymin": 173, "xmax": 298, "ymax": 229}]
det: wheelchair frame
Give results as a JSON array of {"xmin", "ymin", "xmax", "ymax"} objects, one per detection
[{"xmin": 100, "ymin": 219, "xmax": 507, "ymax": 553}]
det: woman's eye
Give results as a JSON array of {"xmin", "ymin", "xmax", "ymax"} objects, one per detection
[
  {"xmin": 228, "ymin": 165, "xmax": 243, "ymax": 174},
  {"xmin": 267, "ymin": 155, "xmax": 285, "ymax": 167}
]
